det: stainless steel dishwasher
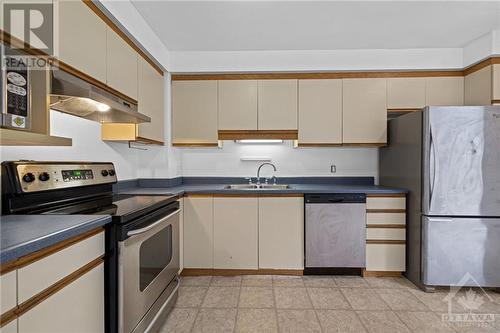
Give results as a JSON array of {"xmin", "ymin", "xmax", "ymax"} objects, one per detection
[{"xmin": 304, "ymin": 194, "xmax": 367, "ymax": 275}]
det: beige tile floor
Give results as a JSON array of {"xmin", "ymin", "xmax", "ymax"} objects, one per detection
[{"xmin": 158, "ymin": 275, "xmax": 500, "ymax": 333}]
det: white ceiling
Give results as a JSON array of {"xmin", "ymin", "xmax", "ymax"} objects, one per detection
[{"xmin": 131, "ymin": 1, "xmax": 500, "ymax": 52}]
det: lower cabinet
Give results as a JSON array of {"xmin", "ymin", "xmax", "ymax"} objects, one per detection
[
  {"xmin": 183, "ymin": 196, "xmax": 214, "ymax": 268},
  {"xmin": 214, "ymin": 197, "xmax": 258, "ymax": 269},
  {"xmin": 0, "ymin": 229, "xmax": 105, "ymax": 333},
  {"xmin": 18, "ymin": 264, "xmax": 104, "ymax": 333},
  {"xmin": 183, "ymin": 195, "xmax": 304, "ymax": 271},
  {"xmin": 365, "ymin": 195, "xmax": 407, "ymax": 274},
  {"xmin": 259, "ymin": 197, "xmax": 304, "ymax": 270}
]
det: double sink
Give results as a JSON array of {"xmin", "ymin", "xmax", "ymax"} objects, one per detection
[{"xmin": 224, "ymin": 184, "xmax": 291, "ymax": 190}]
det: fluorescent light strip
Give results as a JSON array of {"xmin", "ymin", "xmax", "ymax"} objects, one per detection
[{"xmin": 235, "ymin": 139, "xmax": 284, "ymax": 144}]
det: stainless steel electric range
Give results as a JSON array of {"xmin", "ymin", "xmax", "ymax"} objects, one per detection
[{"xmin": 2, "ymin": 161, "xmax": 180, "ymax": 333}]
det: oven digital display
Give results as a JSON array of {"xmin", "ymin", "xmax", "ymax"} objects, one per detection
[{"xmin": 62, "ymin": 169, "xmax": 93, "ymax": 182}]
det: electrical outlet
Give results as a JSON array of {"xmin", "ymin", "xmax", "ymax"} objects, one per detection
[{"xmin": 330, "ymin": 165, "xmax": 336, "ymax": 173}]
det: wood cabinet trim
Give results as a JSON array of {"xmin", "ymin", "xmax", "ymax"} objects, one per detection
[
  {"xmin": 172, "ymin": 70, "xmax": 464, "ymax": 81},
  {"xmin": 0, "ymin": 228, "xmax": 104, "ymax": 275},
  {"xmin": 362, "ymin": 270, "xmax": 403, "ymax": 277},
  {"xmin": 297, "ymin": 143, "xmax": 343, "ymax": 147},
  {"xmin": 173, "ymin": 143, "xmax": 220, "ymax": 147},
  {"xmin": 463, "ymin": 57, "xmax": 500, "ymax": 76},
  {"xmin": 0, "ymin": 257, "xmax": 103, "ymax": 327},
  {"xmin": 366, "ymin": 224, "xmax": 406, "ymax": 229},
  {"xmin": 366, "ymin": 240, "xmax": 406, "ymax": 245},
  {"xmin": 180, "ymin": 268, "xmax": 303, "ymax": 276},
  {"xmin": 218, "ymin": 130, "xmax": 298, "ymax": 140},
  {"xmin": 82, "ymin": 0, "xmax": 163, "ymax": 76},
  {"xmin": 366, "ymin": 193, "xmax": 406, "ymax": 198},
  {"xmin": 366, "ymin": 209, "xmax": 406, "ymax": 213}
]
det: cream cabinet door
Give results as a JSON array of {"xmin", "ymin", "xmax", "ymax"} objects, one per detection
[
  {"xmin": 172, "ymin": 81, "xmax": 218, "ymax": 145},
  {"xmin": 258, "ymin": 80, "xmax": 298, "ymax": 130},
  {"xmin": 465, "ymin": 66, "xmax": 492, "ymax": 106},
  {"xmin": 493, "ymin": 64, "xmax": 500, "ymax": 103},
  {"xmin": 0, "ymin": 270, "xmax": 16, "ymax": 314},
  {"xmin": 387, "ymin": 78, "xmax": 425, "ymax": 109},
  {"xmin": 425, "ymin": 77, "xmax": 464, "ymax": 106},
  {"xmin": 56, "ymin": 0, "xmax": 107, "ymax": 82},
  {"xmin": 218, "ymin": 80, "xmax": 258, "ymax": 130},
  {"xmin": 214, "ymin": 197, "xmax": 258, "ymax": 269},
  {"xmin": 183, "ymin": 196, "xmax": 214, "ymax": 268},
  {"xmin": 259, "ymin": 197, "xmax": 304, "ymax": 269},
  {"xmin": 18, "ymin": 263, "xmax": 104, "ymax": 333},
  {"xmin": 298, "ymin": 79, "xmax": 342, "ymax": 144},
  {"xmin": 137, "ymin": 57, "xmax": 164, "ymax": 142},
  {"xmin": 366, "ymin": 244, "xmax": 405, "ymax": 272},
  {"xmin": 106, "ymin": 28, "xmax": 138, "ymax": 99},
  {"xmin": 343, "ymin": 78, "xmax": 387, "ymax": 144}
]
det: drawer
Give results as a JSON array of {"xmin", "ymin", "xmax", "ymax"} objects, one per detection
[
  {"xmin": 366, "ymin": 213, "xmax": 405, "ymax": 226},
  {"xmin": 367, "ymin": 197, "xmax": 405, "ymax": 210},
  {"xmin": 0, "ymin": 270, "xmax": 17, "ymax": 314},
  {"xmin": 18, "ymin": 263, "xmax": 104, "ymax": 333},
  {"xmin": 367, "ymin": 228, "xmax": 406, "ymax": 241},
  {"xmin": 18, "ymin": 231, "xmax": 104, "ymax": 303},
  {"xmin": 366, "ymin": 244, "xmax": 405, "ymax": 272}
]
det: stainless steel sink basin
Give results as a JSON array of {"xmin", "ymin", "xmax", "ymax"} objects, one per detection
[{"xmin": 224, "ymin": 184, "xmax": 290, "ymax": 190}]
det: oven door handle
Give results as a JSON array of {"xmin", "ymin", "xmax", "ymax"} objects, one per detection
[{"xmin": 127, "ymin": 209, "xmax": 180, "ymax": 237}]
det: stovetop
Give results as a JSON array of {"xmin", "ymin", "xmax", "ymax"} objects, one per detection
[{"xmin": 41, "ymin": 194, "xmax": 178, "ymax": 224}]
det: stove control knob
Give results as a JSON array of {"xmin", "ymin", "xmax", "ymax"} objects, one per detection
[
  {"xmin": 108, "ymin": 169, "xmax": 115, "ymax": 176},
  {"xmin": 22, "ymin": 173, "xmax": 35, "ymax": 183},
  {"xmin": 38, "ymin": 172, "xmax": 50, "ymax": 182},
  {"xmin": 101, "ymin": 170, "xmax": 109, "ymax": 177}
]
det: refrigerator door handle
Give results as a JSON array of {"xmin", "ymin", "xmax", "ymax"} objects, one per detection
[{"xmin": 429, "ymin": 125, "xmax": 437, "ymax": 208}]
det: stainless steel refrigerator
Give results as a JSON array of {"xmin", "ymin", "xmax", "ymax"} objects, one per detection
[{"xmin": 380, "ymin": 106, "xmax": 500, "ymax": 290}]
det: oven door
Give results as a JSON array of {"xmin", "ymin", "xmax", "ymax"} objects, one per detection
[{"xmin": 118, "ymin": 206, "xmax": 180, "ymax": 333}]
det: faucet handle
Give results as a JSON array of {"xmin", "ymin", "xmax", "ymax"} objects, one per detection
[
  {"xmin": 245, "ymin": 177, "xmax": 254, "ymax": 184},
  {"xmin": 271, "ymin": 176, "xmax": 277, "ymax": 185},
  {"xmin": 264, "ymin": 177, "xmax": 269, "ymax": 184}
]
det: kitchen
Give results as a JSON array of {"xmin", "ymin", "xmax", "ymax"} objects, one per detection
[{"xmin": 1, "ymin": 1, "xmax": 500, "ymax": 333}]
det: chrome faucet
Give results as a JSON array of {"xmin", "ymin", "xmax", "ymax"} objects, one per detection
[{"xmin": 256, "ymin": 163, "xmax": 277, "ymax": 185}]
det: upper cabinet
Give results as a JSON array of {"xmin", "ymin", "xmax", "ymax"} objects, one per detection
[
  {"xmin": 137, "ymin": 57, "xmax": 164, "ymax": 143},
  {"xmin": 492, "ymin": 64, "xmax": 500, "ymax": 104},
  {"xmin": 56, "ymin": 0, "xmax": 107, "ymax": 83},
  {"xmin": 106, "ymin": 28, "xmax": 138, "ymax": 100},
  {"xmin": 465, "ymin": 66, "xmax": 492, "ymax": 106},
  {"xmin": 387, "ymin": 78, "xmax": 425, "ymax": 109},
  {"xmin": 218, "ymin": 80, "xmax": 258, "ymax": 130},
  {"xmin": 172, "ymin": 81, "xmax": 218, "ymax": 146},
  {"xmin": 298, "ymin": 79, "xmax": 342, "ymax": 145},
  {"xmin": 258, "ymin": 80, "xmax": 298, "ymax": 130},
  {"xmin": 425, "ymin": 77, "xmax": 464, "ymax": 106},
  {"xmin": 343, "ymin": 78, "xmax": 387, "ymax": 145}
]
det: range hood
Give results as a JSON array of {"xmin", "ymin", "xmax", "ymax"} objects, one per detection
[{"xmin": 50, "ymin": 69, "xmax": 150, "ymax": 123}]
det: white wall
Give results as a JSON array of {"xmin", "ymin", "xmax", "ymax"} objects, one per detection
[{"xmin": 180, "ymin": 141, "xmax": 379, "ymax": 182}]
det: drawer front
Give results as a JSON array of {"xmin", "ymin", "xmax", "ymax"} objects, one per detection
[
  {"xmin": 18, "ymin": 231, "xmax": 104, "ymax": 303},
  {"xmin": 0, "ymin": 270, "xmax": 17, "ymax": 314},
  {"xmin": 367, "ymin": 197, "xmax": 406, "ymax": 210},
  {"xmin": 366, "ymin": 244, "xmax": 405, "ymax": 271},
  {"xmin": 18, "ymin": 263, "xmax": 104, "ymax": 333},
  {"xmin": 366, "ymin": 213, "xmax": 406, "ymax": 226},
  {"xmin": 367, "ymin": 228, "xmax": 406, "ymax": 241}
]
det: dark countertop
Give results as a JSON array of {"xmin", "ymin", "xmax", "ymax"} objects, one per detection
[
  {"xmin": 118, "ymin": 183, "xmax": 407, "ymax": 196},
  {"xmin": 0, "ymin": 215, "xmax": 112, "ymax": 265}
]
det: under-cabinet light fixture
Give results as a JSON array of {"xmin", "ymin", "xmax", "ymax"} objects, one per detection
[{"xmin": 235, "ymin": 139, "xmax": 284, "ymax": 144}]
